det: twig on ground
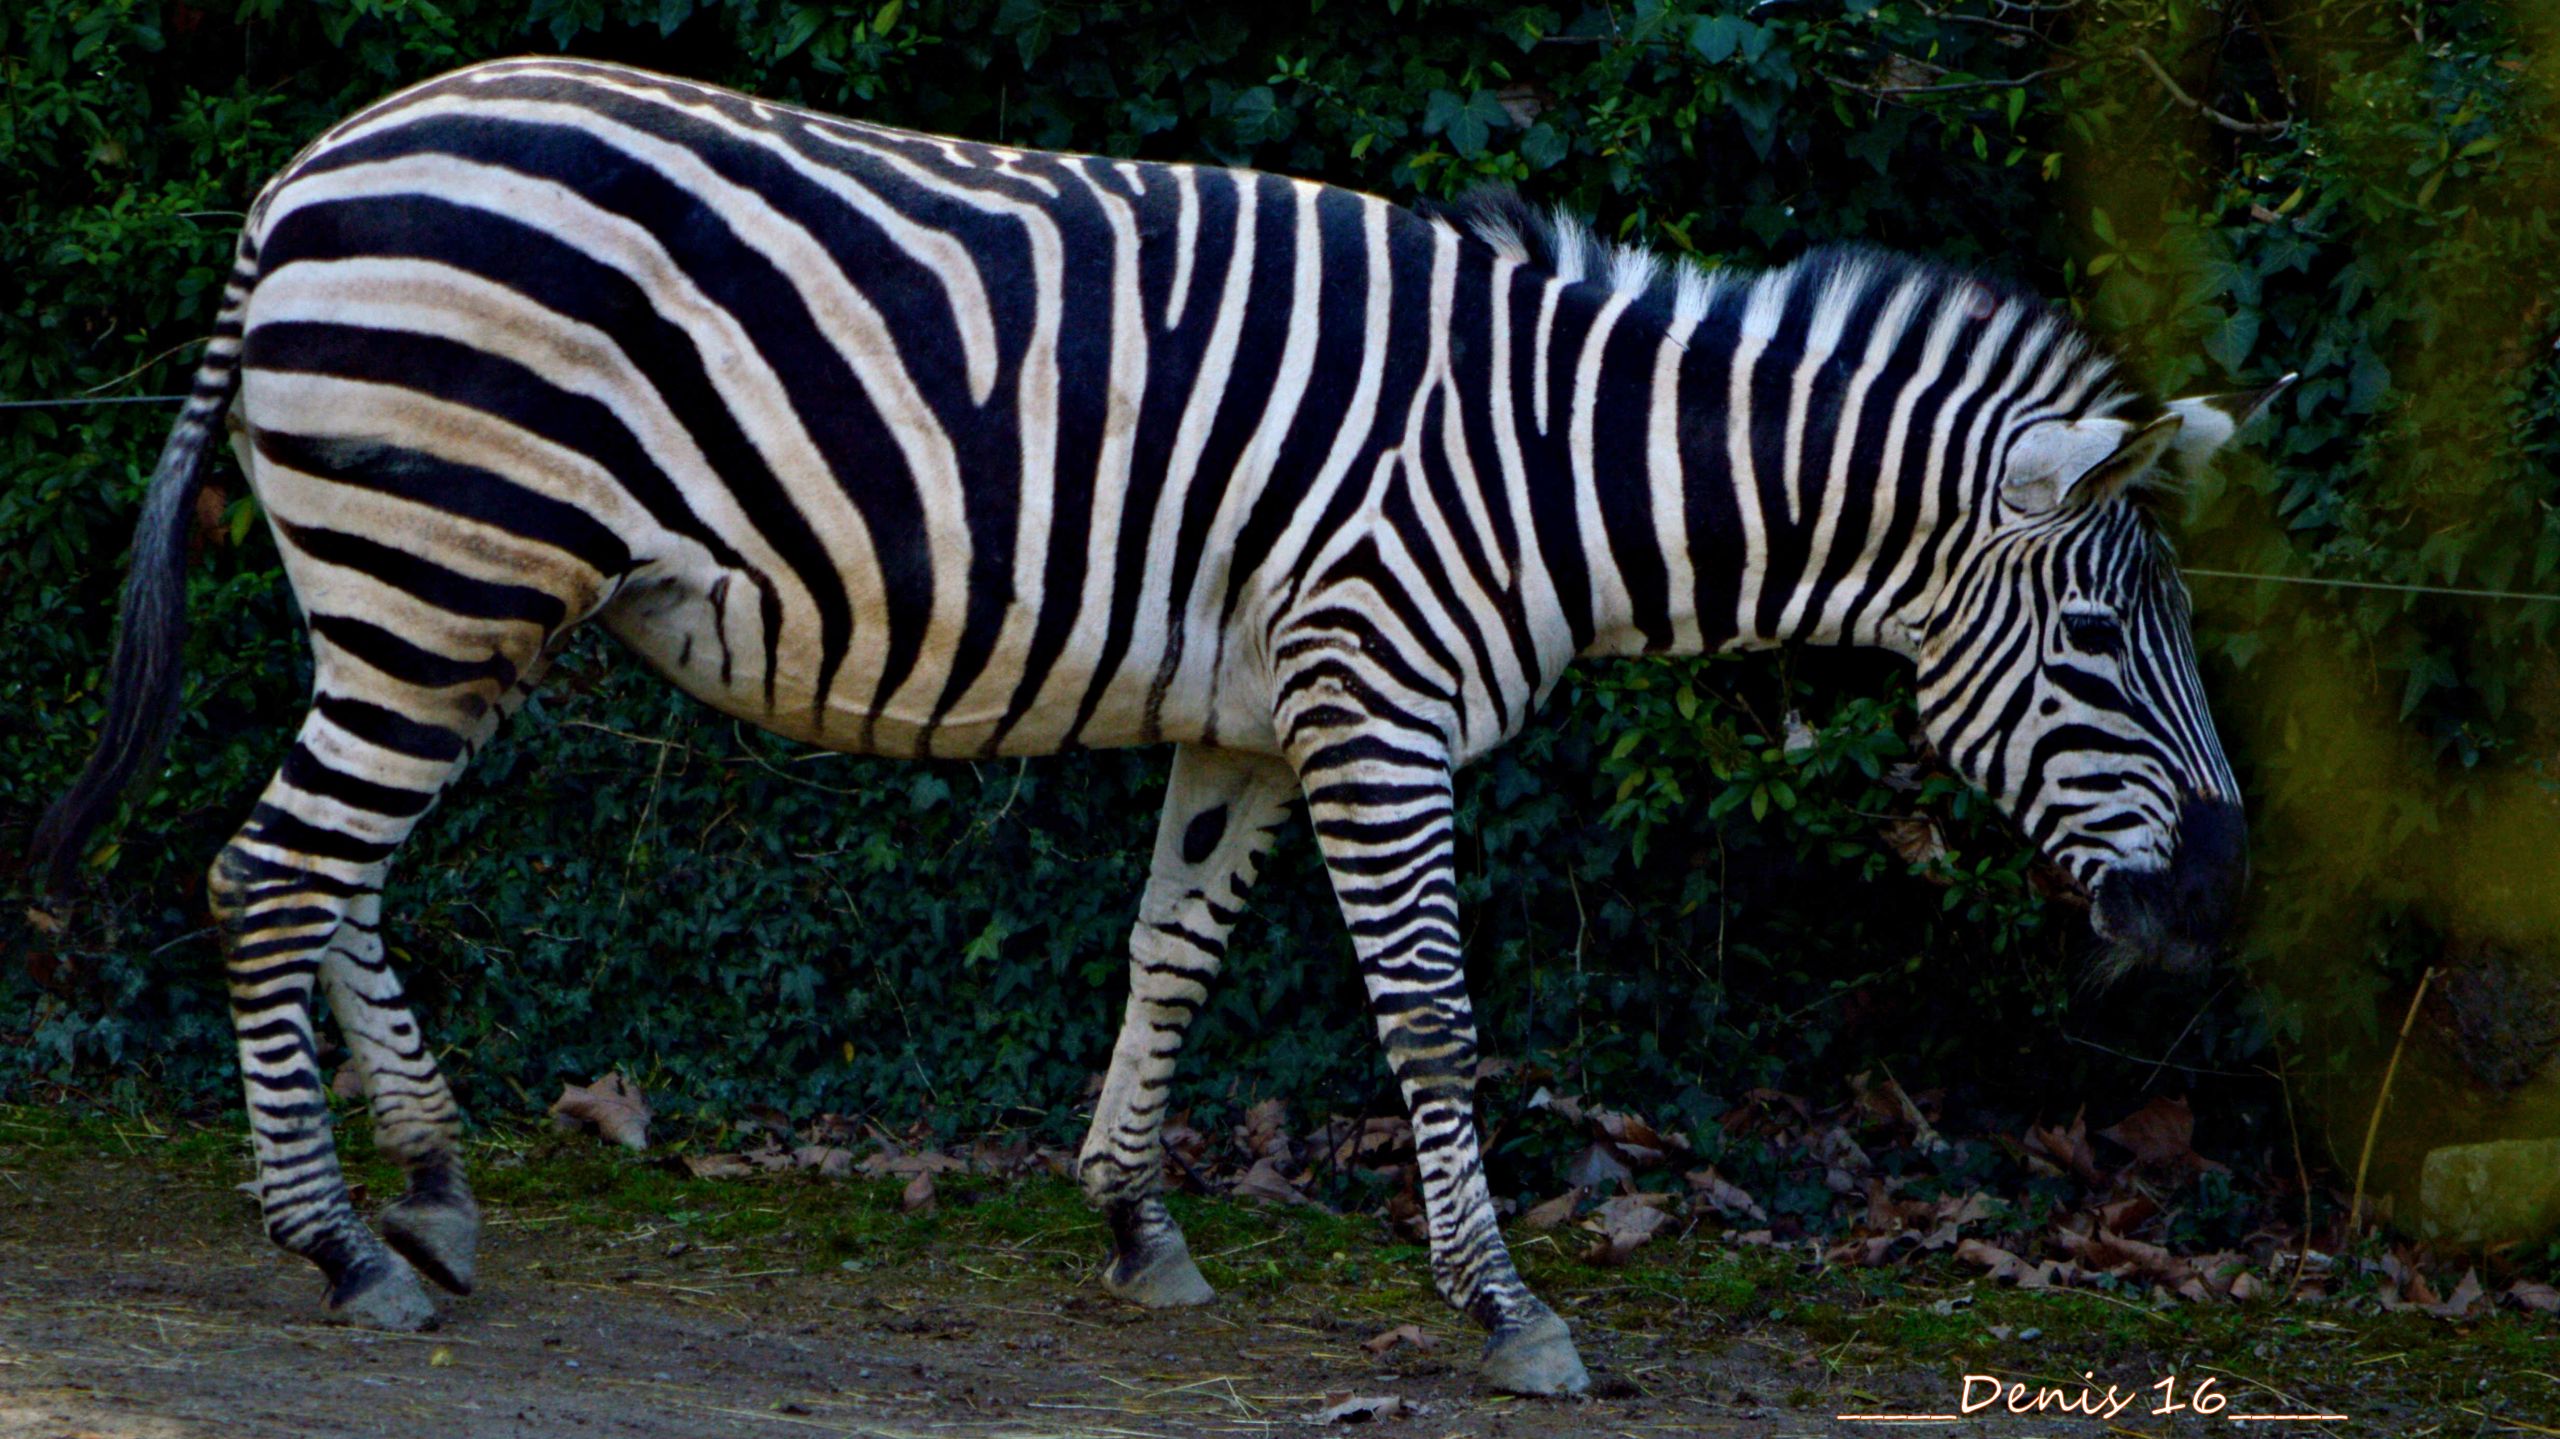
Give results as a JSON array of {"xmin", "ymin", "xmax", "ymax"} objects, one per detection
[
  {"xmin": 2348, "ymin": 966, "xmax": 2435, "ymax": 1239},
  {"xmin": 2270, "ymin": 1054, "xmax": 2316, "ymax": 1305}
]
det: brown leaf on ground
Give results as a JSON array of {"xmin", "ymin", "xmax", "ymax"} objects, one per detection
[
  {"xmin": 1240, "ymin": 1098, "xmax": 1293, "ymax": 1160},
  {"xmin": 1864, "ymin": 1178, "xmax": 1918, "ymax": 1233},
  {"xmin": 1161, "ymin": 1118, "xmax": 1207, "ymax": 1167},
  {"xmin": 2507, "ymin": 1279, "xmax": 2560, "ymax": 1313},
  {"xmin": 1685, "ymin": 1167, "xmax": 1768, "ymax": 1223},
  {"xmin": 330, "ymin": 1061, "xmax": 364, "ymax": 1102},
  {"xmin": 2023, "ymin": 1110, "xmax": 2103, "ymax": 1185},
  {"xmin": 1526, "ymin": 1087, "xmax": 1588, "ymax": 1126},
  {"xmin": 1957, "ymin": 1237, "xmax": 2039, "ymax": 1286},
  {"xmin": 1913, "ymin": 1190, "xmax": 1997, "ymax": 1250},
  {"xmin": 1580, "ymin": 1193, "xmax": 1673, "ymax": 1266},
  {"xmin": 1310, "ymin": 1394, "xmax": 1408, "ymax": 1424},
  {"xmin": 2096, "ymin": 1193, "xmax": 2160, "ymax": 1232},
  {"xmin": 1329, "ymin": 1116, "xmax": 1412, "ymax": 1167},
  {"xmin": 2430, "ymin": 1268, "xmax": 2485, "ymax": 1320},
  {"xmin": 1566, "ymin": 1141, "xmax": 1634, "ymax": 1192},
  {"xmin": 793, "ymin": 1145, "xmax": 853, "ymax": 1178},
  {"xmin": 1520, "ymin": 1189, "xmax": 1580, "ymax": 1231},
  {"xmin": 1229, "ymin": 1156, "xmax": 1316, "ymax": 1208},
  {"xmin": 1954, "ymin": 1238, "xmax": 2088, "ymax": 1290},
  {"xmin": 549, "ymin": 1072, "xmax": 652, "ymax": 1151},
  {"xmin": 1880, "ymin": 816, "xmax": 1947, "ymax": 872},
  {"xmin": 1810, "ymin": 1125, "xmax": 1872, "ymax": 1175},
  {"xmin": 2386, "ymin": 1251, "xmax": 2443, "ymax": 1310},
  {"xmin": 737, "ymin": 1140, "xmax": 794, "ymax": 1172},
  {"xmin": 682, "ymin": 1153, "xmax": 757, "ymax": 1180},
  {"xmin": 2098, "ymin": 1096, "xmax": 2226, "ymax": 1174},
  {"xmin": 856, "ymin": 1149, "xmax": 966, "ymax": 1179},
  {"xmin": 1593, "ymin": 1108, "xmax": 1685, "ymax": 1158},
  {"xmin": 2056, "ymin": 1227, "xmax": 2188, "ymax": 1286},
  {"xmin": 1828, "ymin": 1234, "xmax": 1902, "ymax": 1267},
  {"xmin": 1360, "ymin": 1323, "xmax": 1436, "ymax": 1357},
  {"xmin": 900, "ymin": 1170, "xmax": 936, "ymax": 1212},
  {"xmin": 1850, "ymin": 1072, "xmax": 1951, "ymax": 1153},
  {"xmin": 1935, "ymin": 1191, "xmax": 2000, "ymax": 1227},
  {"xmin": 1382, "ymin": 1174, "xmax": 1427, "ymax": 1245}
]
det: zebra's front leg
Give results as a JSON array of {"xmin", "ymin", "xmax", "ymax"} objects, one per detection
[
  {"xmin": 1289, "ymin": 720, "xmax": 1590, "ymax": 1395},
  {"xmin": 1078, "ymin": 744, "xmax": 1297, "ymax": 1307}
]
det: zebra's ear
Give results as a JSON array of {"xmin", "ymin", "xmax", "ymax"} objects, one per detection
[
  {"xmin": 2162, "ymin": 371, "xmax": 2296, "ymax": 478},
  {"xmin": 2000, "ymin": 413, "xmax": 2184, "ymax": 517}
]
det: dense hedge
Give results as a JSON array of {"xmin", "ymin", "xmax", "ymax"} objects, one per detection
[{"xmin": 7, "ymin": 1, "xmax": 2557, "ymax": 1196}]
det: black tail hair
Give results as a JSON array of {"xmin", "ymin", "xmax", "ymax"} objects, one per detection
[{"xmin": 26, "ymin": 236, "xmax": 255, "ymax": 895}]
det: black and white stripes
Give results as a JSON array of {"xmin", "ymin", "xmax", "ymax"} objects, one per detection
[{"xmin": 32, "ymin": 57, "xmax": 2278, "ymax": 1392}]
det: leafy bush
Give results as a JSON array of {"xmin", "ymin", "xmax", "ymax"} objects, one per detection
[{"xmin": 8, "ymin": 1, "xmax": 2555, "ymax": 1199}]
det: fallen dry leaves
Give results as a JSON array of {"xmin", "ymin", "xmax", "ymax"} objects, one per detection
[
  {"xmin": 1308, "ymin": 1394, "xmax": 1415, "ymax": 1424},
  {"xmin": 549, "ymin": 1072, "xmax": 652, "ymax": 1150},
  {"xmin": 548, "ymin": 1063, "xmax": 2556, "ymax": 1322},
  {"xmin": 1359, "ymin": 1323, "xmax": 1436, "ymax": 1356}
]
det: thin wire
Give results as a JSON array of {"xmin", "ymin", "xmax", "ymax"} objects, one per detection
[
  {"xmin": 2183, "ymin": 565, "xmax": 2560, "ymax": 604},
  {"xmin": 0, "ymin": 394, "xmax": 190, "ymax": 410}
]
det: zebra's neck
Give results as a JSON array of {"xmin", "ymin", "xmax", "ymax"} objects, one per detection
[{"xmin": 1512, "ymin": 251, "xmax": 1973, "ymax": 671}]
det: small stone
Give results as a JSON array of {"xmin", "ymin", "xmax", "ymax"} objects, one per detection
[{"xmin": 2418, "ymin": 1139, "xmax": 2560, "ymax": 1246}]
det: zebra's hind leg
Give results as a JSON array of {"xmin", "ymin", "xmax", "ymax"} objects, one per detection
[
  {"xmin": 1078, "ymin": 744, "xmax": 1297, "ymax": 1308},
  {"xmin": 332, "ymin": 663, "xmax": 558, "ymax": 1298},
  {"xmin": 217, "ymin": 660, "xmax": 528, "ymax": 1328},
  {"xmin": 1284, "ymin": 706, "xmax": 1590, "ymax": 1396},
  {"xmin": 324, "ymin": 890, "xmax": 480, "ymax": 1296}
]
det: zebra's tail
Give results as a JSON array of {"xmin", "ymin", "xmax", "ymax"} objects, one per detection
[{"xmin": 28, "ymin": 235, "xmax": 257, "ymax": 896}]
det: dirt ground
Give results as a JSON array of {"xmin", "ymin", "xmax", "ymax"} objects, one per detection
[
  {"xmin": 2, "ymin": 1123, "xmax": 2551, "ymax": 1439},
  {"xmin": 0, "ymin": 1164, "xmax": 1891, "ymax": 1439}
]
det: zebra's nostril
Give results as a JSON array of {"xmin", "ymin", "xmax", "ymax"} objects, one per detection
[
  {"xmin": 2089, "ymin": 793, "xmax": 2247, "ymax": 968},
  {"xmin": 2168, "ymin": 792, "xmax": 2248, "ymax": 927}
]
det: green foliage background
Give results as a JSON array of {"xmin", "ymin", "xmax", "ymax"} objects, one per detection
[{"xmin": 7, "ymin": 0, "xmax": 2557, "ymax": 1198}]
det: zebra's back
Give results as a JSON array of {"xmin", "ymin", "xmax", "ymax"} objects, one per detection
[{"xmin": 239, "ymin": 57, "xmax": 1438, "ymax": 759}]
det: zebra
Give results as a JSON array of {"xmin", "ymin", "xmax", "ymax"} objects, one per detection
[{"xmin": 28, "ymin": 57, "xmax": 2284, "ymax": 1394}]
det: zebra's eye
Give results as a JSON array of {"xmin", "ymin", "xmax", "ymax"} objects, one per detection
[{"xmin": 2060, "ymin": 611, "xmax": 2122, "ymax": 655}]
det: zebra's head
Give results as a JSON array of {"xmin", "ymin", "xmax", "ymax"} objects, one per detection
[{"xmin": 1910, "ymin": 375, "xmax": 2289, "ymax": 977}]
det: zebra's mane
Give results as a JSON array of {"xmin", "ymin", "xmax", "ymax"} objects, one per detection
[
  {"xmin": 1438, "ymin": 188, "xmax": 1725, "ymax": 329},
  {"xmin": 1437, "ymin": 189, "xmax": 2156, "ymax": 449}
]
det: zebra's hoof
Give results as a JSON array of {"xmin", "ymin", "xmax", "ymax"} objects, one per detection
[
  {"xmin": 1102, "ymin": 1232, "xmax": 1216, "ymax": 1308},
  {"xmin": 325, "ymin": 1253, "xmax": 438, "ymax": 1332},
  {"xmin": 382, "ymin": 1190, "xmax": 482, "ymax": 1296},
  {"xmin": 1481, "ymin": 1310, "xmax": 1589, "ymax": 1396}
]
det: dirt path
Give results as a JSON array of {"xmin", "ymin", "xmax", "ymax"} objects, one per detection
[
  {"xmin": 0, "ymin": 1150, "xmax": 1898, "ymax": 1439},
  {"xmin": 2, "ymin": 1131, "xmax": 2547, "ymax": 1438}
]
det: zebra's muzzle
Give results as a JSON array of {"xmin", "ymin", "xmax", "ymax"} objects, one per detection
[{"xmin": 2089, "ymin": 792, "xmax": 2247, "ymax": 974}]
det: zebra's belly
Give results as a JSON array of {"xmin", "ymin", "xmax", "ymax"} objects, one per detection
[{"xmin": 597, "ymin": 554, "xmax": 1283, "ymax": 760}]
